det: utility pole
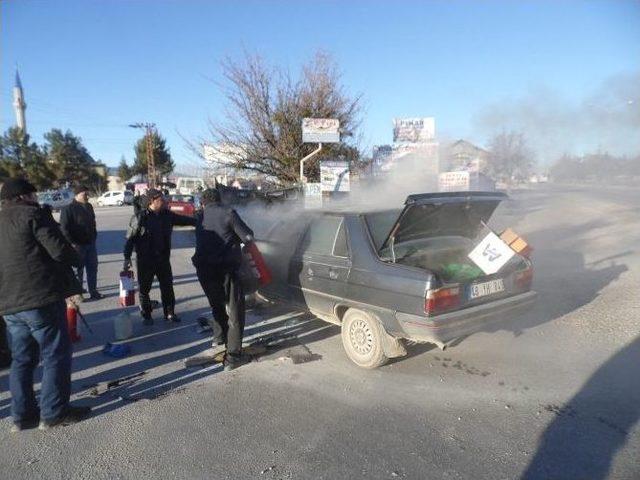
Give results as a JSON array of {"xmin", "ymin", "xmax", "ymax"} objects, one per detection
[{"xmin": 129, "ymin": 122, "xmax": 157, "ymax": 188}]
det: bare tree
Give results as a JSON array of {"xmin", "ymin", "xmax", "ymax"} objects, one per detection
[
  {"xmin": 485, "ymin": 131, "xmax": 535, "ymax": 183},
  {"xmin": 200, "ymin": 51, "xmax": 363, "ymax": 185}
]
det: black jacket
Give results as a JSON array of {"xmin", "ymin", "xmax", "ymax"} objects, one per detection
[
  {"xmin": 0, "ymin": 201, "xmax": 82, "ymax": 315},
  {"xmin": 60, "ymin": 199, "xmax": 97, "ymax": 245},
  {"xmin": 124, "ymin": 208, "xmax": 197, "ymax": 262},
  {"xmin": 192, "ymin": 204, "xmax": 254, "ymax": 270}
]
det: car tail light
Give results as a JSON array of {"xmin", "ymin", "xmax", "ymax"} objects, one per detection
[
  {"xmin": 425, "ymin": 285, "xmax": 460, "ymax": 315},
  {"xmin": 514, "ymin": 266, "xmax": 533, "ymax": 290}
]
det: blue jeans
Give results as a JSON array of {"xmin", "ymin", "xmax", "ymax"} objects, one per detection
[
  {"xmin": 4, "ymin": 300, "xmax": 72, "ymax": 423},
  {"xmin": 76, "ymin": 242, "xmax": 98, "ymax": 294}
]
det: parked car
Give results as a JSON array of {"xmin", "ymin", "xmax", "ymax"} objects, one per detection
[
  {"xmin": 37, "ymin": 189, "xmax": 73, "ymax": 211},
  {"xmin": 166, "ymin": 194, "xmax": 201, "ymax": 217},
  {"xmin": 97, "ymin": 190, "xmax": 133, "ymax": 207},
  {"xmin": 256, "ymin": 191, "xmax": 536, "ymax": 368}
]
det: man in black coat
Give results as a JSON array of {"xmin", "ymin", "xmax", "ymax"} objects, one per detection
[
  {"xmin": 0, "ymin": 178, "xmax": 90, "ymax": 431},
  {"xmin": 60, "ymin": 185, "xmax": 102, "ymax": 300},
  {"xmin": 123, "ymin": 188, "xmax": 197, "ymax": 324},
  {"xmin": 192, "ymin": 188, "xmax": 254, "ymax": 371}
]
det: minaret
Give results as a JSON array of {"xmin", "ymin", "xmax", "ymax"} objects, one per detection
[{"xmin": 13, "ymin": 69, "xmax": 27, "ymax": 134}]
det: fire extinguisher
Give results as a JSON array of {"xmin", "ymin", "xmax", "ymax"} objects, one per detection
[
  {"xmin": 66, "ymin": 304, "xmax": 81, "ymax": 343},
  {"xmin": 244, "ymin": 242, "xmax": 272, "ymax": 286},
  {"xmin": 119, "ymin": 270, "xmax": 136, "ymax": 307}
]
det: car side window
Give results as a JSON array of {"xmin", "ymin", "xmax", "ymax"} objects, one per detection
[
  {"xmin": 333, "ymin": 221, "xmax": 349, "ymax": 257},
  {"xmin": 302, "ymin": 216, "xmax": 344, "ymax": 257}
]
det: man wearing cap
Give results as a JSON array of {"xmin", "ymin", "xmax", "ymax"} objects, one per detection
[
  {"xmin": 192, "ymin": 188, "xmax": 255, "ymax": 371},
  {"xmin": 123, "ymin": 188, "xmax": 197, "ymax": 324},
  {"xmin": 0, "ymin": 178, "xmax": 91, "ymax": 431},
  {"xmin": 60, "ymin": 185, "xmax": 102, "ymax": 300}
]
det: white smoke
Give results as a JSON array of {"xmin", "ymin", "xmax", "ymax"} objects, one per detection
[{"xmin": 472, "ymin": 71, "xmax": 640, "ymax": 163}]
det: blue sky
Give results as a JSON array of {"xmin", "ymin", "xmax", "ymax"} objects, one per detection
[{"xmin": 2, "ymin": 0, "xmax": 639, "ymax": 168}]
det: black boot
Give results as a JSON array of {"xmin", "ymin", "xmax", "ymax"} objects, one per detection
[{"xmin": 140, "ymin": 309, "xmax": 153, "ymax": 325}]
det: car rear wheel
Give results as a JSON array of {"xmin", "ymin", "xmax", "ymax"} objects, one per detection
[
  {"xmin": 117, "ymin": 200, "xmax": 124, "ymax": 206},
  {"xmin": 341, "ymin": 309, "xmax": 388, "ymax": 369}
]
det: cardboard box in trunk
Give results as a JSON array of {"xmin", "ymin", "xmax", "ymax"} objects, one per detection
[{"xmin": 499, "ymin": 228, "xmax": 532, "ymax": 257}]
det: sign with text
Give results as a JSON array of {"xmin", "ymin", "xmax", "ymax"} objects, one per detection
[
  {"xmin": 467, "ymin": 231, "xmax": 515, "ymax": 275},
  {"xmin": 304, "ymin": 182, "xmax": 323, "ymax": 209},
  {"xmin": 302, "ymin": 118, "xmax": 340, "ymax": 143},
  {"xmin": 320, "ymin": 160, "xmax": 350, "ymax": 192},
  {"xmin": 392, "ymin": 117, "xmax": 435, "ymax": 143}
]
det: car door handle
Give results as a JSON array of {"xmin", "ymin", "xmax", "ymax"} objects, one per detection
[{"xmin": 328, "ymin": 269, "xmax": 339, "ymax": 280}]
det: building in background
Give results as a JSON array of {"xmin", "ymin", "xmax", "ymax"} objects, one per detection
[{"xmin": 445, "ymin": 139, "xmax": 489, "ymax": 172}]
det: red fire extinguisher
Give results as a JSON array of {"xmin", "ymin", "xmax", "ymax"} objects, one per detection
[
  {"xmin": 66, "ymin": 305, "xmax": 81, "ymax": 343},
  {"xmin": 119, "ymin": 270, "xmax": 136, "ymax": 307},
  {"xmin": 243, "ymin": 242, "xmax": 272, "ymax": 286}
]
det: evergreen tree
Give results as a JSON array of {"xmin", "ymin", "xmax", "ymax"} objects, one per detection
[
  {"xmin": 44, "ymin": 129, "xmax": 104, "ymax": 192},
  {"xmin": 133, "ymin": 130, "xmax": 174, "ymax": 182},
  {"xmin": 0, "ymin": 127, "xmax": 54, "ymax": 189}
]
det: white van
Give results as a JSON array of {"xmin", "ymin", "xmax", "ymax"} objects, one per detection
[{"xmin": 97, "ymin": 190, "xmax": 133, "ymax": 207}]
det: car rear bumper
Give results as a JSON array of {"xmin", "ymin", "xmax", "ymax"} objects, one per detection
[{"xmin": 395, "ymin": 290, "xmax": 537, "ymax": 347}]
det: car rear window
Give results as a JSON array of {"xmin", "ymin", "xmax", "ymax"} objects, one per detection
[{"xmin": 364, "ymin": 209, "xmax": 402, "ymax": 251}]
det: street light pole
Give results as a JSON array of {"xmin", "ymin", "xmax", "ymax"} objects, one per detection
[
  {"xmin": 299, "ymin": 143, "xmax": 323, "ymax": 184},
  {"xmin": 129, "ymin": 122, "xmax": 157, "ymax": 188}
]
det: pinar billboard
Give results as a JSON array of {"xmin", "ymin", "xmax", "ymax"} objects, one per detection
[{"xmin": 392, "ymin": 117, "xmax": 435, "ymax": 143}]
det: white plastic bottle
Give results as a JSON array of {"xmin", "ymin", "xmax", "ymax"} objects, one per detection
[{"xmin": 114, "ymin": 311, "xmax": 133, "ymax": 340}]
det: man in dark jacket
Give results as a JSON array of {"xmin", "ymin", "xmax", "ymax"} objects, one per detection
[
  {"xmin": 123, "ymin": 188, "xmax": 197, "ymax": 324},
  {"xmin": 60, "ymin": 185, "xmax": 102, "ymax": 300},
  {"xmin": 192, "ymin": 188, "xmax": 254, "ymax": 371},
  {"xmin": 0, "ymin": 178, "xmax": 90, "ymax": 431}
]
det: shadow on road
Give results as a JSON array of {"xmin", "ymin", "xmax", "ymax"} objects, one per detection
[
  {"xmin": 0, "ymin": 303, "xmax": 336, "ymax": 422},
  {"xmin": 521, "ymin": 336, "xmax": 640, "ymax": 479}
]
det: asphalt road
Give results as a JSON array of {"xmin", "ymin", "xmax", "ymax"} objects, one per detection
[{"xmin": 1, "ymin": 184, "xmax": 638, "ymax": 480}]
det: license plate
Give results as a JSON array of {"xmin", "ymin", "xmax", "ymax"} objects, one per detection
[
  {"xmin": 469, "ymin": 279, "xmax": 505, "ymax": 299},
  {"xmin": 170, "ymin": 206, "xmax": 184, "ymax": 211}
]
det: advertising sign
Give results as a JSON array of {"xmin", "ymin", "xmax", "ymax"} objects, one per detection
[
  {"xmin": 302, "ymin": 118, "xmax": 340, "ymax": 143},
  {"xmin": 320, "ymin": 160, "xmax": 350, "ymax": 192},
  {"xmin": 392, "ymin": 117, "xmax": 435, "ymax": 143},
  {"xmin": 439, "ymin": 171, "xmax": 470, "ymax": 191}
]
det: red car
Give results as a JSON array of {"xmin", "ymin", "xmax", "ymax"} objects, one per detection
[{"xmin": 166, "ymin": 194, "xmax": 201, "ymax": 217}]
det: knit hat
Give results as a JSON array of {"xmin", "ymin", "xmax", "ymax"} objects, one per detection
[
  {"xmin": 73, "ymin": 184, "xmax": 90, "ymax": 195},
  {"xmin": 0, "ymin": 178, "xmax": 37, "ymax": 200}
]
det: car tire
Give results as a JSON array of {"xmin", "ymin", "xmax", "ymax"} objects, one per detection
[
  {"xmin": 117, "ymin": 200, "xmax": 124, "ymax": 206},
  {"xmin": 97, "ymin": 201, "xmax": 102, "ymax": 207},
  {"xmin": 341, "ymin": 308, "xmax": 388, "ymax": 369}
]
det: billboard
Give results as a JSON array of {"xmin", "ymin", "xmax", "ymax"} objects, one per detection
[
  {"xmin": 393, "ymin": 117, "xmax": 435, "ymax": 143},
  {"xmin": 302, "ymin": 118, "xmax": 340, "ymax": 143},
  {"xmin": 320, "ymin": 160, "xmax": 350, "ymax": 192}
]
